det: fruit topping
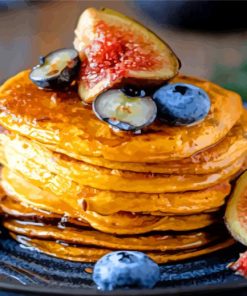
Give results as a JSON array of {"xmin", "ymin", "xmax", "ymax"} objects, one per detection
[
  {"xmin": 225, "ymin": 171, "xmax": 247, "ymax": 246},
  {"xmin": 74, "ymin": 8, "xmax": 180, "ymax": 103},
  {"xmin": 121, "ymin": 85, "xmax": 147, "ymax": 98},
  {"xmin": 229, "ymin": 251, "xmax": 247, "ymax": 278},
  {"xmin": 29, "ymin": 49, "xmax": 80, "ymax": 90},
  {"xmin": 153, "ymin": 83, "xmax": 211, "ymax": 126},
  {"xmin": 93, "ymin": 89, "xmax": 157, "ymax": 131},
  {"xmin": 93, "ymin": 251, "xmax": 160, "ymax": 291}
]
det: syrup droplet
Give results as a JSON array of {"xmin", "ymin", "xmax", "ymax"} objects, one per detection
[{"xmin": 84, "ymin": 267, "xmax": 93, "ymax": 274}]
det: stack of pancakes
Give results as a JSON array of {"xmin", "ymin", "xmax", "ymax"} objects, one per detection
[{"xmin": 0, "ymin": 70, "xmax": 246, "ymax": 263}]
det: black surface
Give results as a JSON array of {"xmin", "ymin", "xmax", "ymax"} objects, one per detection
[
  {"xmin": 135, "ymin": 1, "xmax": 247, "ymax": 32},
  {"xmin": 0, "ymin": 227, "xmax": 246, "ymax": 295}
]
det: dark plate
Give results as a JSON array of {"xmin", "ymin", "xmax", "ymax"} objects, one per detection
[{"xmin": 0, "ymin": 227, "xmax": 246, "ymax": 296}]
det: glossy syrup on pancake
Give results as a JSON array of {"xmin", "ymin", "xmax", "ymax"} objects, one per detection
[
  {"xmin": 10, "ymin": 233, "xmax": 234, "ymax": 264},
  {"xmin": 0, "ymin": 188, "xmax": 218, "ymax": 235},
  {"xmin": 1, "ymin": 168, "xmax": 230, "ymax": 216},
  {"xmin": 52, "ymin": 112, "xmax": 247, "ymax": 174},
  {"xmin": 0, "ymin": 138, "xmax": 244, "ymax": 193},
  {"xmin": 1, "ymin": 113, "xmax": 247, "ymax": 180},
  {"xmin": 4, "ymin": 219, "xmax": 221, "ymax": 252},
  {"xmin": 0, "ymin": 71, "xmax": 243, "ymax": 163}
]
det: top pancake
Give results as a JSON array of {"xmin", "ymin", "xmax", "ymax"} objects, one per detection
[{"xmin": 0, "ymin": 70, "xmax": 243, "ymax": 163}]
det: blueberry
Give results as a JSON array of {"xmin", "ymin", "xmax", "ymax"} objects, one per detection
[
  {"xmin": 121, "ymin": 85, "xmax": 147, "ymax": 97},
  {"xmin": 30, "ymin": 48, "xmax": 80, "ymax": 90},
  {"xmin": 93, "ymin": 90, "xmax": 157, "ymax": 131},
  {"xmin": 93, "ymin": 251, "xmax": 160, "ymax": 291},
  {"xmin": 153, "ymin": 83, "xmax": 211, "ymax": 126}
]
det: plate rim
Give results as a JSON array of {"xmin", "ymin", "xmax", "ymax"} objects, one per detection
[{"xmin": 0, "ymin": 279, "xmax": 246, "ymax": 296}]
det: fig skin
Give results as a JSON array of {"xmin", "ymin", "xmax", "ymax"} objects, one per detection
[
  {"xmin": 225, "ymin": 170, "xmax": 247, "ymax": 246},
  {"xmin": 74, "ymin": 7, "xmax": 181, "ymax": 103}
]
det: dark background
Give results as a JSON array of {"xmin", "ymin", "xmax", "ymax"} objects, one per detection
[{"xmin": 1, "ymin": 0, "xmax": 247, "ymax": 100}]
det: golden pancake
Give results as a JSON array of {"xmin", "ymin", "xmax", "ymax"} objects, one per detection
[
  {"xmin": 44, "ymin": 112, "xmax": 247, "ymax": 174},
  {"xmin": 0, "ymin": 137, "xmax": 243, "ymax": 193},
  {"xmin": 11, "ymin": 233, "xmax": 234, "ymax": 264},
  {"xmin": 6, "ymin": 194, "xmax": 213, "ymax": 226},
  {"xmin": 0, "ymin": 195, "xmax": 91, "ymax": 227},
  {"xmin": 0, "ymin": 194, "xmax": 219, "ymax": 243},
  {"xmin": 0, "ymin": 71, "xmax": 243, "ymax": 163},
  {"xmin": 2, "ymin": 168, "xmax": 230, "ymax": 217},
  {"xmin": 4, "ymin": 210, "xmax": 217, "ymax": 235},
  {"xmin": 4, "ymin": 219, "xmax": 221, "ymax": 252},
  {"xmin": 0, "ymin": 113, "xmax": 246, "ymax": 187},
  {"xmin": 0, "ymin": 186, "xmax": 217, "ymax": 235}
]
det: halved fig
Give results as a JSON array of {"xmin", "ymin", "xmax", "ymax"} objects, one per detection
[
  {"xmin": 74, "ymin": 8, "xmax": 180, "ymax": 103},
  {"xmin": 225, "ymin": 170, "xmax": 247, "ymax": 246},
  {"xmin": 93, "ymin": 89, "xmax": 157, "ymax": 131},
  {"xmin": 30, "ymin": 48, "xmax": 80, "ymax": 90}
]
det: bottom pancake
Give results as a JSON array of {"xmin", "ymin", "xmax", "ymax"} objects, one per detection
[
  {"xmin": 3, "ymin": 219, "xmax": 225, "ymax": 252},
  {"xmin": 1, "ymin": 181, "xmax": 218, "ymax": 235},
  {"xmin": 11, "ymin": 233, "xmax": 234, "ymax": 264}
]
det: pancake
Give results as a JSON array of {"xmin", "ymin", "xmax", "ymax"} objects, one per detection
[
  {"xmin": 0, "ymin": 138, "xmax": 243, "ymax": 193},
  {"xmin": 0, "ymin": 71, "xmax": 243, "ymax": 163},
  {"xmin": 44, "ymin": 112, "xmax": 247, "ymax": 174},
  {"xmin": 11, "ymin": 233, "xmax": 234, "ymax": 264},
  {"xmin": 2, "ymin": 168, "xmax": 231, "ymax": 216},
  {"xmin": 4, "ymin": 219, "xmax": 222, "ymax": 252},
  {"xmin": 0, "ymin": 194, "xmax": 90, "ymax": 227},
  {"xmin": 0, "ymin": 113, "xmax": 246, "ymax": 187},
  {"xmin": 0, "ymin": 69, "xmax": 244, "ymax": 264},
  {"xmin": 0, "ymin": 191, "xmax": 217, "ymax": 235},
  {"xmin": 4, "ymin": 210, "xmax": 217, "ymax": 235}
]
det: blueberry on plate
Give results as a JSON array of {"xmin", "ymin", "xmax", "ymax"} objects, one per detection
[
  {"xmin": 29, "ymin": 48, "xmax": 80, "ymax": 90},
  {"xmin": 93, "ymin": 251, "xmax": 160, "ymax": 291},
  {"xmin": 153, "ymin": 83, "xmax": 211, "ymax": 126},
  {"xmin": 93, "ymin": 89, "xmax": 157, "ymax": 131}
]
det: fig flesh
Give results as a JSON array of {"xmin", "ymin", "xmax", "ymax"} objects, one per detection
[
  {"xmin": 74, "ymin": 8, "xmax": 180, "ymax": 103},
  {"xmin": 225, "ymin": 170, "xmax": 247, "ymax": 246}
]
